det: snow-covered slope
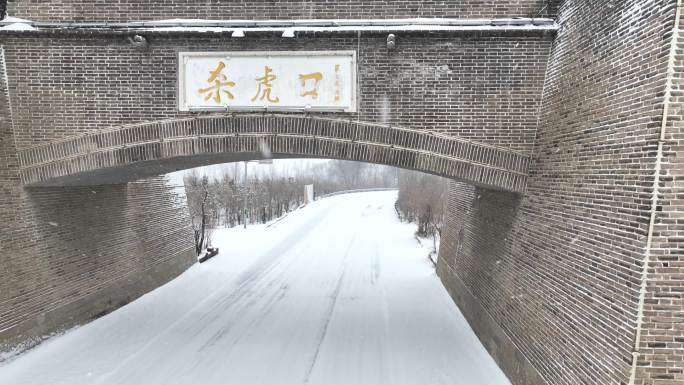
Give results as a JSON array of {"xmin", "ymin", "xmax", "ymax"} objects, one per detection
[{"xmin": 0, "ymin": 191, "xmax": 510, "ymax": 385}]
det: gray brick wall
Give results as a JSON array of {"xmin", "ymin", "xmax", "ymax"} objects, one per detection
[
  {"xmin": 1, "ymin": 33, "xmax": 551, "ymax": 155},
  {"xmin": 1, "ymin": 45, "xmax": 195, "ymax": 354},
  {"xmin": 5, "ymin": 0, "xmax": 558, "ymax": 21},
  {"xmin": 0, "ymin": 1, "xmax": 555, "ymax": 361},
  {"xmin": 2, "ymin": 42, "xmax": 195, "ymax": 359},
  {"xmin": 2, "ymin": 1, "xmax": 682, "ymax": 384},
  {"xmin": 0, "ymin": 45, "xmax": 35, "ymax": 350},
  {"xmin": 438, "ymin": 1, "xmax": 682, "ymax": 385},
  {"xmin": 0, "ymin": 46, "xmax": 21, "ymax": 239},
  {"xmin": 16, "ymin": 115, "xmax": 531, "ymax": 193},
  {"xmin": 0, "ymin": 178, "xmax": 196, "ymax": 356},
  {"xmin": 437, "ymin": 182, "xmax": 546, "ymax": 385},
  {"xmin": 633, "ymin": 3, "xmax": 684, "ymax": 383}
]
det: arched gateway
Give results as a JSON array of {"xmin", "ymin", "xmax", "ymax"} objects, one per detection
[
  {"xmin": 18, "ymin": 115, "xmax": 529, "ymax": 192},
  {"xmin": 2, "ymin": 2, "xmax": 683, "ymax": 385}
]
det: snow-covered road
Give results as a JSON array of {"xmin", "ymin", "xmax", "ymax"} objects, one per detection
[{"xmin": 0, "ymin": 191, "xmax": 510, "ymax": 385}]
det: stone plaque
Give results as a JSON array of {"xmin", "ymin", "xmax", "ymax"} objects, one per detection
[{"xmin": 178, "ymin": 51, "xmax": 357, "ymax": 112}]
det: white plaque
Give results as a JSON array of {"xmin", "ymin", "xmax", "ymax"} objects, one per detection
[{"xmin": 178, "ymin": 51, "xmax": 357, "ymax": 112}]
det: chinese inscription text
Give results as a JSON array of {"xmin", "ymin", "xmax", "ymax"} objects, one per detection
[
  {"xmin": 183, "ymin": 52, "xmax": 354, "ymax": 112},
  {"xmin": 198, "ymin": 61, "xmax": 236, "ymax": 103},
  {"xmin": 299, "ymin": 72, "xmax": 323, "ymax": 99},
  {"xmin": 251, "ymin": 66, "xmax": 280, "ymax": 103}
]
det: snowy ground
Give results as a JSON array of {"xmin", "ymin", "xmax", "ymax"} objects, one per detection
[{"xmin": 0, "ymin": 191, "xmax": 510, "ymax": 385}]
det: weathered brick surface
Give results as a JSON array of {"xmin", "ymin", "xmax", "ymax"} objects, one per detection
[
  {"xmin": 0, "ymin": 47, "xmax": 32, "ymax": 342},
  {"xmin": 439, "ymin": 1, "xmax": 683, "ymax": 385},
  {"xmin": 6, "ymin": 0, "xmax": 559, "ymax": 21},
  {"xmin": 0, "ymin": 1, "xmax": 556, "ymax": 361},
  {"xmin": 1, "ymin": 1, "xmax": 682, "ymax": 384},
  {"xmin": 16, "ymin": 115, "xmax": 531, "ymax": 193},
  {"xmin": 1, "ymin": 33, "xmax": 551, "ymax": 155},
  {"xmin": 436, "ymin": 183, "xmax": 548, "ymax": 385},
  {"xmin": 1, "ymin": 46, "xmax": 195, "ymax": 355},
  {"xmin": 0, "ymin": 177, "xmax": 196, "ymax": 355},
  {"xmin": 633, "ymin": 4, "xmax": 684, "ymax": 384}
]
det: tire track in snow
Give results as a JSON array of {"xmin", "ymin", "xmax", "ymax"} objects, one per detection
[
  {"xmin": 89, "ymin": 201, "xmax": 334, "ymax": 385},
  {"xmin": 0, "ymin": 192, "xmax": 513, "ymax": 385},
  {"xmin": 370, "ymin": 242, "xmax": 381, "ymax": 286},
  {"xmin": 302, "ymin": 231, "xmax": 357, "ymax": 385},
  {"xmin": 197, "ymin": 202, "xmax": 355, "ymax": 353},
  {"xmin": 192, "ymin": 202, "xmax": 332, "ymax": 327}
]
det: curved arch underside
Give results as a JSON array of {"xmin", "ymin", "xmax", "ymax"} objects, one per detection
[{"xmin": 17, "ymin": 115, "xmax": 530, "ymax": 193}]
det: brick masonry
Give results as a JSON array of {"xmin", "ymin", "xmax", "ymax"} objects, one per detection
[
  {"xmin": 0, "ymin": 179, "xmax": 196, "ymax": 354},
  {"xmin": 0, "ymin": 32, "xmax": 551, "ymax": 155},
  {"xmin": 1, "ymin": 35, "xmax": 195, "ymax": 357},
  {"xmin": 0, "ymin": 1, "xmax": 682, "ymax": 385},
  {"xmin": 633, "ymin": 2, "xmax": 684, "ymax": 383},
  {"xmin": 437, "ymin": 183, "xmax": 546, "ymax": 385},
  {"xmin": 0, "ymin": 2, "xmax": 555, "ymax": 363},
  {"xmin": 5, "ymin": 0, "xmax": 560, "ymax": 21},
  {"xmin": 16, "ymin": 115, "xmax": 531, "ymax": 193},
  {"xmin": 438, "ymin": 1, "xmax": 684, "ymax": 385},
  {"xmin": 0, "ymin": 26, "xmax": 552, "ymax": 194}
]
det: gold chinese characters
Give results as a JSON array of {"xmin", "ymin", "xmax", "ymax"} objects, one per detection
[
  {"xmin": 299, "ymin": 72, "xmax": 323, "ymax": 99},
  {"xmin": 197, "ymin": 62, "xmax": 341, "ymax": 105},
  {"xmin": 251, "ymin": 66, "xmax": 280, "ymax": 103},
  {"xmin": 198, "ymin": 61, "xmax": 236, "ymax": 103}
]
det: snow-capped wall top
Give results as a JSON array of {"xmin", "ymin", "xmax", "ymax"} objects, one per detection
[
  {"xmin": 5, "ymin": 0, "xmax": 560, "ymax": 23},
  {"xmin": 0, "ymin": 17, "xmax": 558, "ymax": 34},
  {"xmin": 0, "ymin": 16, "xmax": 35, "ymax": 31}
]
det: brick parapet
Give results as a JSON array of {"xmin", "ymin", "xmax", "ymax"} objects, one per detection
[
  {"xmin": 6, "ymin": 1, "xmax": 558, "ymax": 22},
  {"xmin": 0, "ymin": 33, "xmax": 552, "ymax": 156}
]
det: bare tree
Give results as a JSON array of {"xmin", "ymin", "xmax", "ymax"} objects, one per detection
[
  {"xmin": 185, "ymin": 172, "xmax": 213, "ymax": 255},
  {"xmin": 194, "ymin": 188, "xmax": 209, "ymax": 255},
  {"xmin": 182, "ymin": 160, "xmax": 399, "ymax": 233},
  {"xmin": 332, "ymin": 160, "xmax": 366, "ymax": 188},
  {"xmin": 396, "ymin": 170, "xmax": 448, "ymax": 255}
]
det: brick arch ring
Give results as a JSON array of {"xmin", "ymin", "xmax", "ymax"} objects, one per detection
[{"xmin": 17, "ymin": 114, "xmax": 530, "ymax": 193}]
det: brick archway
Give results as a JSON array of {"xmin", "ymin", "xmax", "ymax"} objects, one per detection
[{"xmin": 18, "ymin": 114, "xmax": 529, "ymax": 193}]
